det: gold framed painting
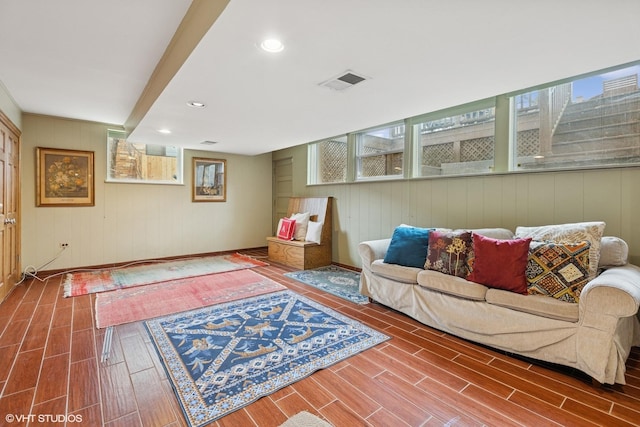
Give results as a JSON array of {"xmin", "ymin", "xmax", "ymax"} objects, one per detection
[
  {"xmin": 36, "ymin": 147, "xmax": 95, "ymax": 207},
  {"xmin": 192, "ymin": 158, "xmax": 226, "ymax": 202}
]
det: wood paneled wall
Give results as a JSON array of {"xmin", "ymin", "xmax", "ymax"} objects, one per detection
[
  {"xmin": 21, "ymin": 114, "xmax": 274, "ymax": 270},
  {"xmin": 274, "ymin": 145, "xmax": 640, "ymax": 268}
]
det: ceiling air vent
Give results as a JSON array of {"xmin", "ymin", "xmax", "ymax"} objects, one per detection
[
  {"xmin": 319, "ymin": 70, "xmax": 368, "ymax": 91},
  {"xmin": 200, "ymin": 140, "xmax": 219, "ymax": 145}
]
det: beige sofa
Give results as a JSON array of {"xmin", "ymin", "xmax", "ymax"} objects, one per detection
[{"xmin": 359, "ymin": 227, "xmax": 640, "ymax": 385}]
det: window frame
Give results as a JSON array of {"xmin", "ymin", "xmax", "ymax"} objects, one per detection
[
  {"xmin": 507, "ymin": 63, "xmax": 640, "ymax": 173},
  {"xmin": 106, "ymin": 129, "xmax": 184, "ymax": 185},
  {"xmin": 409, "ymin": 98, "xmax": 497, "ymax": 178},
  {"xmin": 307, "ymin": 135, "xmax": 349, "ymax": 185},
  {"xmin": 305, "ymin": 60, "xmax": 640, "ymax": 186},
  {"xmin": 354, "ymin": 121, "xmax": 407, "ymax": 181}
]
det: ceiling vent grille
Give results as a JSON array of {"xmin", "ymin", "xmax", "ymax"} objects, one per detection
[
  {"xmin": 319, "ymin": 70, "xmax": 368, "ymax": 91},
  {"xmin": 200, "ymin": 140, "xmax": 219, "ymax": 145}
]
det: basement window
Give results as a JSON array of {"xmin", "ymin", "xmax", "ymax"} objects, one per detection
[
  {"xmin": 106, "ymin": 130, "xmax": 183, "ymax": 184},
  {"xmin": 355, "ymin": 123, "xmax": 405, "ymax": 180},
  {"xmin": 308, "ymin": 136, "xmax": 348, "ymax": 184},
  {"xmin": 305, "ymin": 60, "xmax": 640, "ymax": 183},
  {"xmin": 512, "ymin": 64, "xmax": 640, "ymax": 171},
  {"xmin": 412, "ymin": 103, "xmax": 496, "ymax": 177}
]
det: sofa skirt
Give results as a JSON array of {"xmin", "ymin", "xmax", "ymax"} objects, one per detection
[{"xmin": 360, "ymin": 268, "xmax": 640, "ymax": 385}]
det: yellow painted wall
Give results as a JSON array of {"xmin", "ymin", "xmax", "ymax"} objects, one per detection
[
  {"xmin": 13, "ymin": 111, "xmax": 640, "ymax": 271},
  {"xmin": 273, "ymin": 146, "xmax": 640, "ymax": 267},
  {"xmin": 21, "ymin": 113, "xmax": 273, "ymax": 270}
]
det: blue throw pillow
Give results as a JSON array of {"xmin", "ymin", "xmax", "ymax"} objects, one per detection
[{"xmin": 383, "ymin": 225, "xmax": 431, "ymax": 268}]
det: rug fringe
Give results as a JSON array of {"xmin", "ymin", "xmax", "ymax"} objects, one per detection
[
  {"xmin": 62, "ymin": 273, "xmax": 73, "ymax": 298},
  {"xmin": 101, "ymin": 326, "xmax": 114, "ymax": 362},
  {"xmin": 234, "ymin": 252, "xmax": 269, "ymax": 265}
]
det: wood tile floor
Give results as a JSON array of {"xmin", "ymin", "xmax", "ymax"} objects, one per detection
[{"xmin": 0, "ymin": 248, "xmax": 639, "ymax": 426}]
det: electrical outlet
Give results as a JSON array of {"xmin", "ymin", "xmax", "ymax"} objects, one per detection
[{"xmin": 59, "ymin": 243, "xmax": 69, "ymax": 248}]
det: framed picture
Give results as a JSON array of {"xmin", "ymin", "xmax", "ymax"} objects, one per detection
[
  {"xmin": 36, "ymin": 147, "xmax": 95, "ymax": 207},
  {"xmin": 192, "ymin": 158, "xmax": 226, "ymax": 202}
]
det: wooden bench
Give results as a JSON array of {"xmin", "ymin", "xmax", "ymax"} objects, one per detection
[{"xmin": 267, "ymin": 197, "xmax": 333, "ymax": 270}]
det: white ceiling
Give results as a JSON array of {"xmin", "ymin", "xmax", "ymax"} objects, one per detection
[{"xmin": 1, "ymin": 0, "xmax": 640, "ymax": 156}]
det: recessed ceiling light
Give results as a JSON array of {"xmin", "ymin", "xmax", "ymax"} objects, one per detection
[
  {"xmin": 187, "ymin": 101, "xmax": 206, "ymax": 108},
  {"xmin": 158, "ymin": 129, "xmax": 171, "ymax": 134},
  {"xmin": 260, "ymin": 38, "xmax": 284, "ymax": 53}
]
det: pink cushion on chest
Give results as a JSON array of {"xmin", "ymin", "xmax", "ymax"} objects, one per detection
[{"xmin": 277, "ymin": 218, "xmax": 296, "ymax": 240}]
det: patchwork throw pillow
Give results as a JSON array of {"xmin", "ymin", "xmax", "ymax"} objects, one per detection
[
  {"xmin": 276, "ymin": 217, "xmax": 296, "ymax": 240},
  {"xmin": 425, "ymin": 230, "xmax": 473, "ymax": 278},
  {"xmin": 305, "ymin": 220, "xmax": 323, "ymax": 244},
  {"xmin": 515, "ymin": 221, "xmax": 604, "ymax": 280},
  {"xmin": 526, "ymin": 240, "xmax": 591, "ymax": 303},
  {"xmin": 290, "ymin": 212, "xmax": 310, "ymax": 241},
  {"xmin": 467, "ymin": 234, "xmax": 532, "ymax": 294},
  {"xmin": 383, "ymin": 225, "xmax": 431, "ymax": 268}
]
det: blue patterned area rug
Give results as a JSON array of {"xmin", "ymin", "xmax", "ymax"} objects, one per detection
[
  {"xmin": 145, "ymin": 290, "xmax": 389, "ymax": 427},
  {"xmin": 284, "ymin": 266, "xmax": 368, "ymax": 304}
]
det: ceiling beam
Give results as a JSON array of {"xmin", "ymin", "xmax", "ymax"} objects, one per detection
[{"xmin": 124, "ymin": 0, "xmax": 230, "ymax": 135}]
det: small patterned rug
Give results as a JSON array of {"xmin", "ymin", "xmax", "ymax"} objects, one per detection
[
  {"xmin": 284, "ymin": 266, "xmax": 368, "ymax": 304},
  {"xmin": 95, "ymin": 269, "xmax": 286, "ymax": 328},
  {"xmin": 145, "ymin": 290, "xmax": 389, "ymax": 427},
  {"xmin": 64, "ymin": 253, "xmax": 267, "ymax": 297}
]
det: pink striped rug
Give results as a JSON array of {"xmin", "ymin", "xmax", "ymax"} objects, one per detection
[{"xmin": 95, "ymin": 269, "xmax": 285, "ymax": 328}]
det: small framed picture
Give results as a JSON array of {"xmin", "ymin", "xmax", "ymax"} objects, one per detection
[
  {"xmin": 36, "ymin": 147, "xmax": 95, "ymax": 207},
  {"xmin": 192, "ymin": 158, "xmax": 226, "ymax": 202}
]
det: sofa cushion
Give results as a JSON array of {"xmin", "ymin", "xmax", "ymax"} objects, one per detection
[
  {"xmin": 371, "ymin": 259, "xmax": 420, "ymax": 284},
  {"xmin": 383, "ymin": 225, "xmax": 431, "ymax": 268},
  {"xmin": 515, "ymin": 221, "xmax": 605, "ymax": 280},
  {"xmin": 485, "ymin": 289, "xmax": 579, "ymax": 322},
  {"xmin": 467, "ymin": 234, "xmax": 531, "ymax": 294},
  {"xmin": 425, "ymin": 230, "xmax": 473, "ymax": 278},
  {"xmin": 417, "ymin": 270, "xmax": 488, "ymax": 301},
  {"xmin": 526, "ymin": 240, "xmax": 591, "ymax": 303},
  {"xmin": 599, "ymin": 236, "xmax": 628, "ymax": 268},
  {"xmin": 470, "ymin": 228, "xmax": 515, "ymax": 240}
]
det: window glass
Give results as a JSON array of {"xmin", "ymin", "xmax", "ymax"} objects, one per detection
[
  {"xmin": 513, "ymin": 64, "xmax": 640, "ymax": 170},
  {"xmin": 308, "ymin": 136, "xmax": 347, "ymax": 184},
  {"xmin": 306, "ymin": 61, "xmax": 640, "ymax": 183},
  {"xmin": 413, "ymin": 106, "xmax": 495, "ymax": 176},
  {"xmin": 356, "ymin": 123, "xmax": 404, "ymax": 179},
  {"xmin": 106, "ymin": 130, "xmax": 183, "ymax": 184}
]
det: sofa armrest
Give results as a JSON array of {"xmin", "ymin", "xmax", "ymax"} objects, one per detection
[
  {"xmin": 358, "ymin": 239, "xmax": 391, "ymax": 268},
  {"xmin": 580, "ymin": 264, "xmax": 640, "ymax": 318}
]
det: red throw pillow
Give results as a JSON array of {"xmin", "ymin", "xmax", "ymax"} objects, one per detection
[
  {"xmin": 467, "ymin": 233, "xmax": 531, "ymax": 294},
  {"xmin": 277, "ymin": 218, "xmax": 296, "ymax": 240}
]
